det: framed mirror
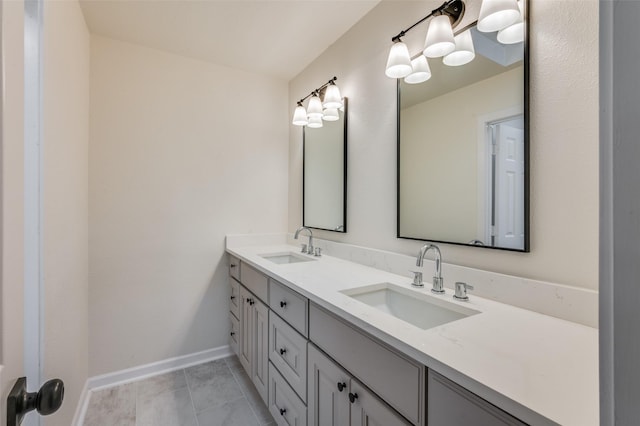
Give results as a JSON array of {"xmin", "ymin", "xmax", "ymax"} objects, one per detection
[
  {"xmin": 303, "ymin": 98, "xmax": 347, "ymax": 232},
  {"xmin": 397, "ymin": 3, "xmax": 529, "ymax": 251}
]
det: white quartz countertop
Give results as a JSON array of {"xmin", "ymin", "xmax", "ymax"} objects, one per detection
[{"xmin": 227, "ymin": 244, "xmax": 598, "ymax": 426}]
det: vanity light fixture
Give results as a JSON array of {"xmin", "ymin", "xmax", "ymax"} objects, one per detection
[
  {"xmin": 385, "ymin": 0, "xmax": 526, "ymax": 83},
  {"xmin": 291, "ymin": 77, "xmax": 344, "ymax": 127},
  {"xmin": 385, "ymin": 0, "xmax": 465, "ymax": 79}
]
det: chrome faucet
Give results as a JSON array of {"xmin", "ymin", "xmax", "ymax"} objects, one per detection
[
  {"xmin": 294, "ymin": 226, "xmax": 314, "ymax": 255},
  {"xmin": 416, "ymin": 244, "xmax": 444, "ymax": 294}
]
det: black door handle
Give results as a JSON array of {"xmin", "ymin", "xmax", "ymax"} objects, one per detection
[{"xmin": 7, "ymin": 377, "xmax": 64, "ymax": 426}]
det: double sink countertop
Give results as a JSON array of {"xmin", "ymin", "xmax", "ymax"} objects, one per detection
[{"xmin": 226, "ymin": 243, "xmax": 598, "ymax": 426}]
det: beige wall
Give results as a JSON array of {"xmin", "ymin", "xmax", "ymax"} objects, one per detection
[
  {"xmin": 1, "ymin": 0, "xmax": 25, "ymax": 418},
  {"xmin": 89, "ymin": 36, "xmax": 289, "ymax": 375},
  {"xmin": 289, "ymin": 0, "xmax": 599, "ymax": 291},
  {"xmin": 42, "ymin": 1, "xmax": 90, "ymax": 424}
]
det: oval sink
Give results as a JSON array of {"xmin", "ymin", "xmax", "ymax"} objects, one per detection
[{"xmin": 342, "ymin": 282, "xmax": 479, "ymax": 330}]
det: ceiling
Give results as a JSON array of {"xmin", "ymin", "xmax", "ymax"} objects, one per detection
[{"xmin": 79, "ymin": 0, "xmax": 380, "ymax": 81}]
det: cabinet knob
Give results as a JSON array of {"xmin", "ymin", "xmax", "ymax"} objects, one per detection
[
  {"xmin": 230, "ymin": 331, "xmax": 235, "ymax": 336},
  {"xmin": 348, "ymin": 392, "xmax": 358, "ymax": 404},
  {"xmin": 230, "ymin": 264, "xmax": 236, "ymax": 268},
  {"xmin": 337, "ymin": 382, "xmax": 346, "ymax": 392},
  {"xmin": 279, "ymin": 408, "xmax": 287, "ymax": 416},
  {"xmin": 230, "ymin": 295, "xmax": 235, "ymax": 300},
  {"xmin": 279, "ymin": 348, "xmax": 287, "ymax": 355},
  {"xmin": 280, "ymin": 301, "xmax": 287, "ymax": 308}
]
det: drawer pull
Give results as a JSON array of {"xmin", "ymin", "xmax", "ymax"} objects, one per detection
[
  {"xmin": 247, "ymin": 298, "xmax": 254, "ymax": 306},
  {"xmin": 337, "ymin": 382, "xmax": 346, "ymax": 392},
  {"xmin": 279, "ymin": 408, "xmax": 287, "ymax": 416},
  {"xmin": 279, "ymin": 348, "xmax": 287, "ymax": 355},
  {"xmin": 230, "ymin": 264, "xmax": 236, "ymax": 268},
  {"xmin": 349, "ymin": 392, "xmax": 358, "ymax": 404},
  {"xmin": 230, "ymin": 295, "xmax": 236, "ymax": 300},
  {"xmin": 230, "ymin": 331, "xmax": 235, "ymax": 337},
  {"xmin": 280, "ymin": 301, "xmax": 287, "ymax": 308}
]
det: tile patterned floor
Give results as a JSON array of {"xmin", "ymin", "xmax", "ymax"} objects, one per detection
[{"xmin": 83, "ymin": 356, "xmax": 275, "ymax": 426}]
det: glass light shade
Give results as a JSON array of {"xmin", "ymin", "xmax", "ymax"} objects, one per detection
[
  {"xmin": 477, "ymin": 0, "xmax": 520, "ymax": 33},
  {"xmin": 307, "ymin": 115, "xmax": 323, "ymax": 128},
  {"xmin": 307, "ymin": 95, "xmax": 323, "ymax": 119},
  {"xmin": 292, "ymin": 105, "xmax": 308, "ymax": 126},
  {"xmin": 323, "ymin": 84, "xmax": 343, "ymax": 109},
  {"xmin": 322, "ymin": 108, "xmax": 340, "ymax": 121},
  {"xmin": 423, "ymin": 15, "xmax": 456, "ymax": 58},
  {"xmin": 497, "ymin": 1, "xmax": 524, "ymax": 44},
  {"xmin": 404, "ymin": 55, "xmax": 432, "ymax": 84},
  {"xmin": 385, "ymin": 41, "xmax": 412, "ymax": 78},
  {"xmin": 443, "ymin": 30, "xmax": 476, "ymax": 66}
]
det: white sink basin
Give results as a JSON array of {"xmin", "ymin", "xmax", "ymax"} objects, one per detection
[
  {"xmin": 260, "ymin": 252, "xmax": 316, "ymax": 265},
  {"xmin": 342, "ymin": 283, "xmax": 479, "ymax": 330}
]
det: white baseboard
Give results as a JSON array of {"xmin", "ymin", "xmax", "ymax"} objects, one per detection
[{"xmin": 73, "ymin": 345, "xmax": 232, "ymax": 425}]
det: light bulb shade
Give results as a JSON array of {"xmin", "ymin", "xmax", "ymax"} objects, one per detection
[
  {"xmin": 323, "ymin": 84, "xmax": 343, "ymax": 109},
  {"xmin": 307, "ymin": 115, "xmax": 323, "ymax": 128},
  {"xmin": 477, "ymin": 0, "xmax": 520, "ymax": 33},
  {"xmin": 423, "ymin": 15, "xmax": 456, "ymax": 58},
  {"xmin": 292, "ymin": 105, "xmax": 308, "ymax": 126},
  {"xmin": 385, "ymin": 41, "xmax": 412, "ymax": 78},
  {"xmin": 443, "ymin": 30, "xmax": 476, "ymax": 66},
  {"xmin": 322, "ymin": 108, "xmax": 340, "ymax": 121},
  {"xmin": 404, "ymin": 55, "xmax": 432, "ymax": 84},
  {"xmin": 307, "ymin": 95, "xmax": 323, "ymax": 119},
  {"xmin": 497, "ymin": 1, "xmax": 524, "ymax": 44}
]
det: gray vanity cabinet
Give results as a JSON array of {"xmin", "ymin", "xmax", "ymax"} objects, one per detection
[
  {"xmin": 309, "ymin": 304, "xmax": 424, "ymax": 425},
  {"xmin": 238, "ymin": 285, "xmax": 269, "ymax": 405},
  {"xmin": 307, "ymin": 344, "xmax": 410, "ymax": 426},
  {"xmin": 427, "ymin": 370, "xmax": 527, "ymax": 426}
]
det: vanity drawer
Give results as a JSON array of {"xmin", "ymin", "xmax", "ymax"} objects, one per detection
[
  {"xmin": 229, "ymin": 278, "xmax": 240, "ymax": 319},
  {"xmin": 270, "ymin": 279, "xmax": 308, "ymax": 337},
  {"xmin": 240, "ymin": 263, "xmax": 269, "ymax": 302},
  {"xmin": 229, "ymin": 312, "xmax": 239, "ymax": 356},
  {"xmin": 269, "ymin": 311, "xmax": 308, "ymax": 401},
  {"xmin": 269, "ymin": 362, "xmax": 307, "ymax": 426},
  {"xmin": 309, "ymin": 304, "xmax": 424, "ymax": 426},
  {"xmin": 229, "ymin": 254, "xmax": 240, "ymax": 281}
]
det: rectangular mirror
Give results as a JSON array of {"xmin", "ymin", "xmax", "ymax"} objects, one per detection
[
  {"xmin": 303, "ymin": 98, "xmax": 347, "ymax": 232},
  {"xmin": 397, "ymin": 4, "xmax": 529, "ymax": 251}
]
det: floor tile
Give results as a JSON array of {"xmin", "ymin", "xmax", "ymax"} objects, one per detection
[
  {"xmin": 83, "ymin": 383, "xmax": 136, "ymax": 426},
  {"xmin": 225, "ymin": 357, "xmax": 274, "ymax": 424},
  {"xmin": 196, "ymin": 397, "xmax": 261, "ymax": 426},
  {"xmin": 185, "ymin": 359, "xmax": 244, "ymax": 413},
  {"xmin": 136, "ymin": 369, "xmax": 188, "ymax": 400},
  {"xmin": 136, "ymin": 386, "xmax": 197, "ymax": 426}
]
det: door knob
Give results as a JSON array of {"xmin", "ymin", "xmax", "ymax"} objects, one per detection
[{"xmin": 7, "ymin": 377, "xmax": 64, "ymax": 426}]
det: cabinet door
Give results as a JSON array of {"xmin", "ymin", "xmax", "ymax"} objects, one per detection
[
  {"xmin": 252, "ymin": 298, "xmax": 269, "ymax": 405},
  {"xmin": 307, "ymin": 344, "xmax": 350, "ymax": 426},
  {"xmin": 239, "ymin": 286, "xmax": 253, "ymax": 375},
  {"xmin": 349, "ymin": 379, "xmax": 411, "ymax": 426},
  {"xmin": 427, "ymin": 370, "xmax": 526, "ymax": 426}
]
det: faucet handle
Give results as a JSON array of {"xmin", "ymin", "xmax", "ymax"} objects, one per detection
[
  {"xmin": 410, "ymin": 271, "xmax": 424, "ymax": 287},
  {"xmin": 300, "ymin": 243, "xmax": 307, "ymax": 253},
  {"xmin": 453, "ymin": 282, "xmax": 474, "ymax": 301}
]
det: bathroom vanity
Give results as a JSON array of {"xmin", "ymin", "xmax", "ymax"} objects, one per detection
[{"xmin": 226, "ymin": 239, "xmax": 597, "ymax": 426}]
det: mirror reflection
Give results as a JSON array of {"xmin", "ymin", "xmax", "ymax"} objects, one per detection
[
  {"xmin": 303, "ymin": 99, "xmax": 347, "ymax": 232},
  {"xmin": 398, "ymin": 24, "xmax": 528, "ymax": 251}
]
